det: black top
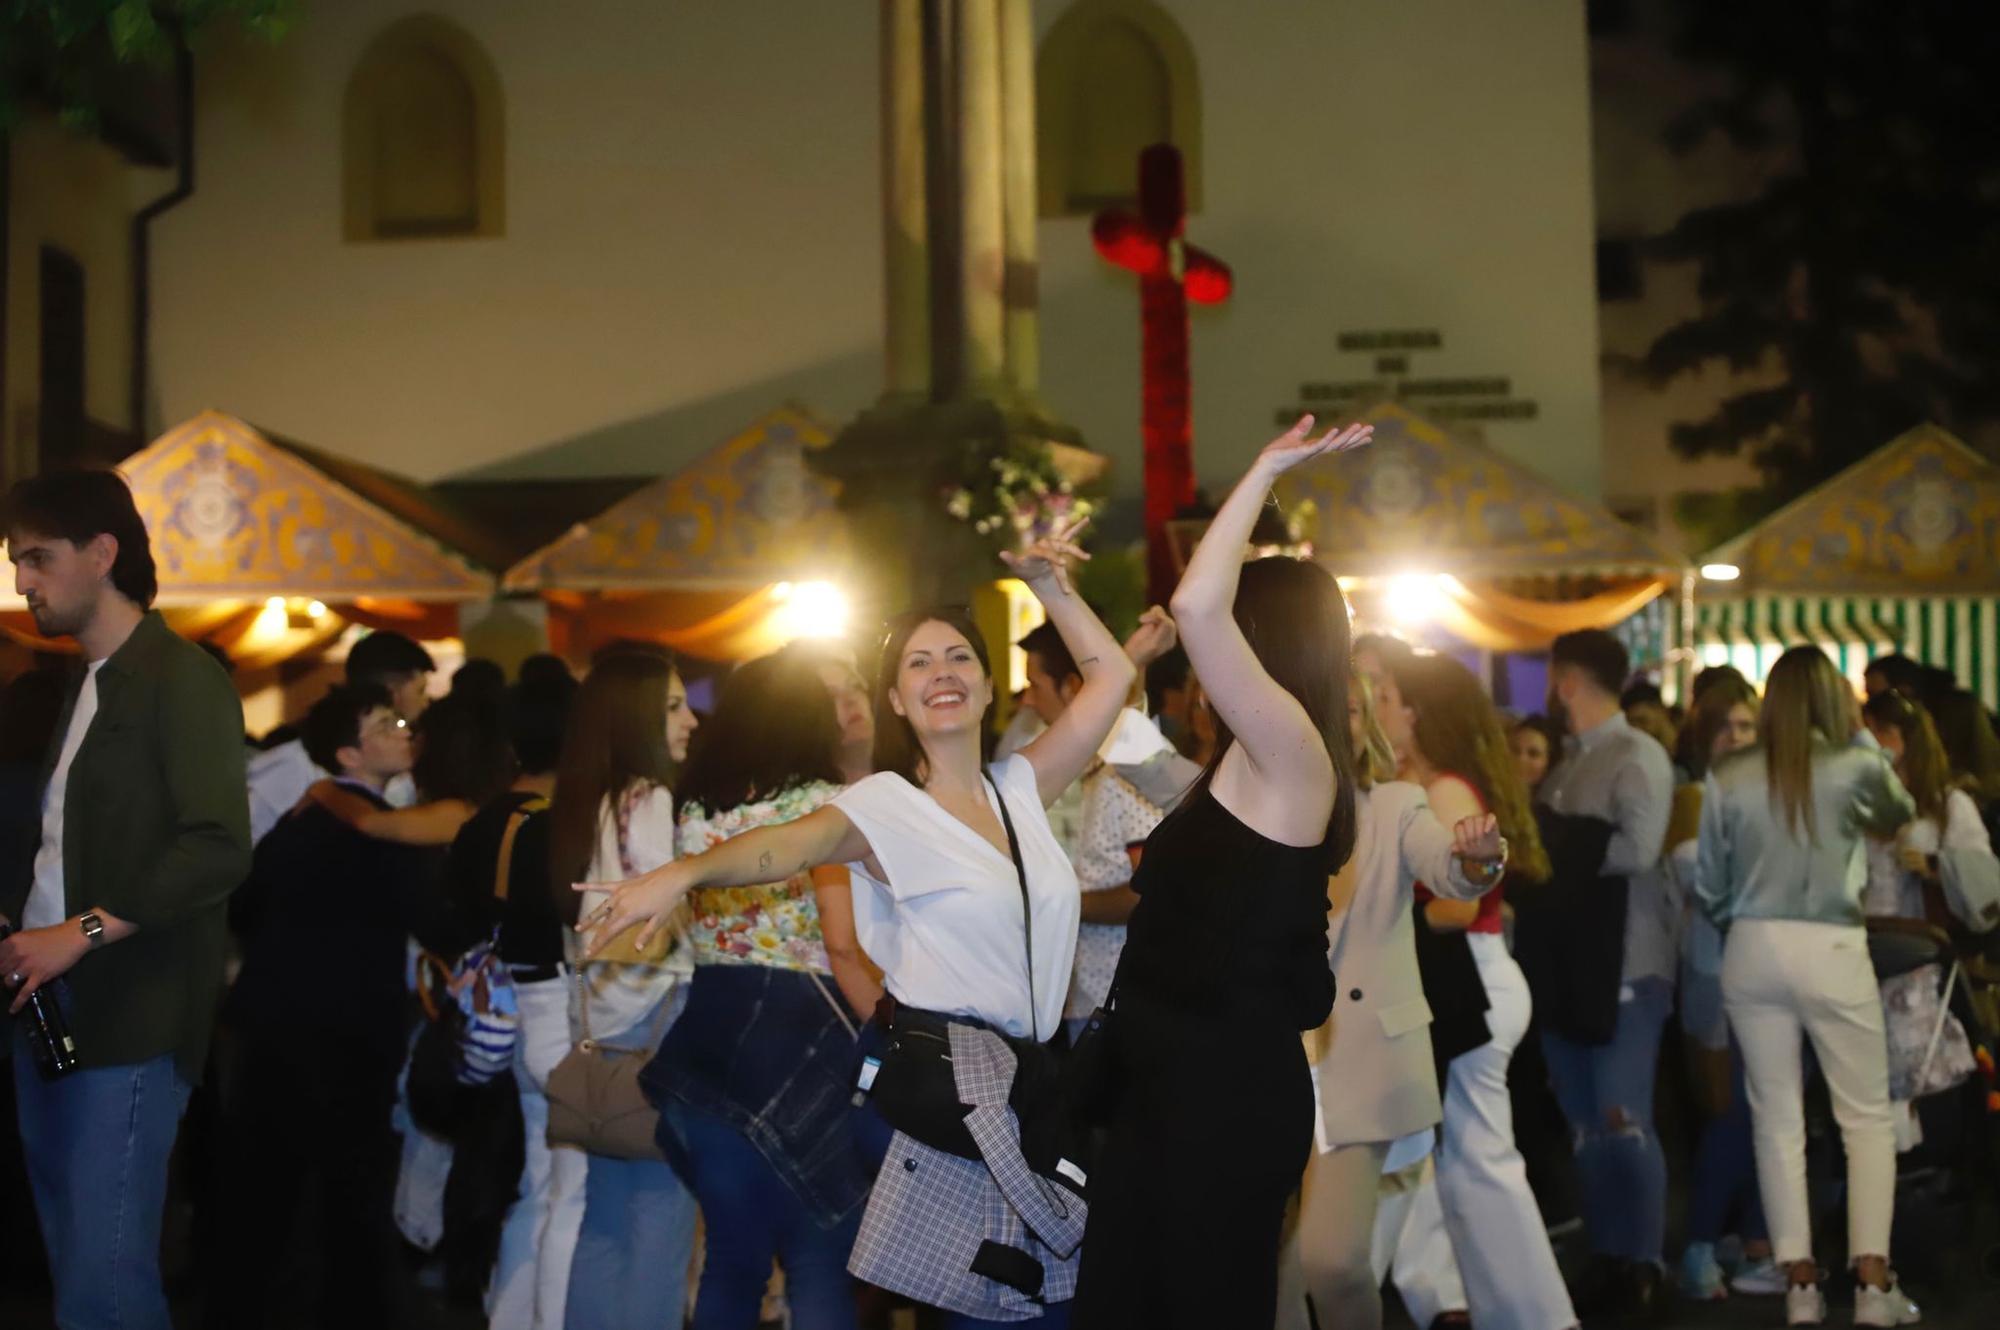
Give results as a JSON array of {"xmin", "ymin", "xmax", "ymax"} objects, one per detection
[
  {"xmin": 431, "ymin": 790, "xmax": 566, "ymax": 968},
  {"xmin": 1114, "ymin": 787, "xmax": 1337, "ymax": 1032},
  {"xmin": 228, "ymin": 787, "xmax": 440, "ymax": 1069},
  {"xmin": 1514, "ymin": 806, "xmax": 1627, "ymax": 1046}
]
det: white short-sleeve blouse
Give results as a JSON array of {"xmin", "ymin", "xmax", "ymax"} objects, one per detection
[{"xmin": 833, "ymin": 753, "xmax": 1080, "ymax": 1041}]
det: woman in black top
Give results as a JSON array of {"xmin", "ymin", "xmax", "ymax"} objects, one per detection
[{"xmin": 1072, "ymin": 416, "xmax": 1373, "ymax": 1329}]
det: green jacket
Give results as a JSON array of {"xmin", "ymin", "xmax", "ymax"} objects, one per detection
[{"xmin": 0, "ymin": 611, "xmax": 251, "ymax": 1080}]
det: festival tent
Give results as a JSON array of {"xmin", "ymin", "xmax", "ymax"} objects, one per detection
[
  {"xmin": 501, "ymin": 406, "xmax": 852, "ymax": 661},
  {"xmin": 1689, "ymin": 423, "xmax": 2000, "ymax": 707},
  {"xmin": 1, "ymin": 410, "xmax": 496, "ymax": 669},
  {"xmin": 1270, "ymin": 402, "xmax": 1684, "ymax": 653}
]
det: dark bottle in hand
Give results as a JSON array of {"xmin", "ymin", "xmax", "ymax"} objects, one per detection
[{"xmin": 0, "ymin": 923, "xmax": 79, "ymax": 1078}]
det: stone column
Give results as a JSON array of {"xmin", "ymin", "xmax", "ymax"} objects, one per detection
[
  {"xmin": 998, "ymin": 0, "xmax": 1039, "ymax": 397},
  {"xmin": 881, "ymin": 0, "xmax": 930, "ymax": 398},
  {"xmin": 955, "ymin": 0, "xmax": 1007, "ymax": 395}
]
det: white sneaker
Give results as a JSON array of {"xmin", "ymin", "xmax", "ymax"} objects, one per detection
[
  {"xmin": 1732, "ymin": 1257, "xmax": 1791, "ymax": 1296},
  {"xmin": 1854, "ymin": 1277, "xmax": 1922, "ymax": 1326},
  {"xmin": 1787, "ymin": 1282, "xmax": 1828, "ymax": 1326}
]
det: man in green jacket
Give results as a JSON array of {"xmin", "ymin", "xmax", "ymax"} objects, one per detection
[{"xmin": 0, "ymin": 467, "xmax": 250, "ymax": 1330}]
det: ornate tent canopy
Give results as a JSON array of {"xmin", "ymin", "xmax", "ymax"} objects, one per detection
[
  {"xmin": 2, "ymin": 410, "xmax": 493, "ymax": 663},
  {"xmin": 1280, "ymin": 402, "xmax": 1683, "ymax": 579},
  {"xmin": 1701, "ymin": 423, "xmax": 2000, "ymax": 596},
  {"xmin": 503, "ymin": 406, "xmax": 847, "ymax": 594},
  {"xmin": 1690, "ymin": 424, "xmax": 2000, "ymax": 706},
  {"xmin": 502, "ymin": 406, "xmax": 853, "ymax": 661},
  {"xmin": 1269, "ymin": 402, "xmax": 1681, "ymax": 651},
  {"xmin": 131, "ymin": 410, "xmax": 494, "ymax": 605}
]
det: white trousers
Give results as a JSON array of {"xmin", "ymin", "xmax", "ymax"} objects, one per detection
[
  {"xmin": 1723, "ymin": 919, "xmax": 1896, "ymax": 1267},
  {"xmin": 1436, "ymin": 934, "xmax": 1578, "ymax": 1330},
  {"xmin": 487, "ymin": 977, "xmax": 589, "ymax": 1330},
  {"xmin": 1376, "ymin": 1152, "xmax": 1467, "ymax": 1327}
]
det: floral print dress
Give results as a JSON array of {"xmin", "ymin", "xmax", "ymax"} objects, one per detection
[{"xmin": 677, "ymin": 780, "xmax": 846, "ymax": 973}]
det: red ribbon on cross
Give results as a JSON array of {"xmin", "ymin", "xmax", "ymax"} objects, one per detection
[{"xmin": 1092, "ymin": 143, "xmax": 1233, "ymax": 604}]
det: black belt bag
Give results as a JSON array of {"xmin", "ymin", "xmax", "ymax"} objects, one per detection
[
  {"xmin": 867, "ymin": 997, "xmax": 1065, "ymax": 1164},
  {"xmin": 861, "ymin": 772, "xmax": 1087, "ymax": 1182}
]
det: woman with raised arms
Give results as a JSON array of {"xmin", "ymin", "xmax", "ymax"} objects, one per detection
[{"xmin": 578, "ymin": 517, "xmax": 1133, "ymax": 1328}]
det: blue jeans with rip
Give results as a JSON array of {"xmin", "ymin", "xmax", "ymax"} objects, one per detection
[
  {"xmin": 667, "ymin": 1099, "xmax": 862, "ymax": 1330},
  {"xmin": 1540, "ymin": 974, "xmax": 1672, "ymax": 1266},
  {"xmin": 12, "ymin": 1031, "xmax": 192, "ymax": 1330}
]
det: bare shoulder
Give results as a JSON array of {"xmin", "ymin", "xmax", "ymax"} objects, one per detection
[{"xmin": 1209, "ymin": 746, "xmax": 1336, "ymax": 848}]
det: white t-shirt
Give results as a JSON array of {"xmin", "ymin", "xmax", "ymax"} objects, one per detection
[
  {"xmin": 834, "ymin": 754, "xmax": 1079, "ymax": 1041},
  {"xmin": 26, "ymin": 661, "xmax": 105, "ymax": 930}
]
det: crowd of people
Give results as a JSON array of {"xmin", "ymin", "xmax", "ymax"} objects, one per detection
[{"xmin": 3, "ymin": 419, "xmax": 1999, "ymax": 1330}]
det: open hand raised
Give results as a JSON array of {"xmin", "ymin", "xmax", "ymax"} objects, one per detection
[
  {"xmin": 1256, "ymin": 414, "xmax": 1374, "ymax": 476},
  {"xmin": 1000, "ymin": 514, "xmax": 1092, "ymax": 597}
]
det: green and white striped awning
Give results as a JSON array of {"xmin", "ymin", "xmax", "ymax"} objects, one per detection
[{"xmin": 1685, "ymin": 595, "xmax": 2000, "ymax": 709}]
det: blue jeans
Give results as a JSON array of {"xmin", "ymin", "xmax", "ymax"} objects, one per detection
[
  {"xmin": 668, "ymin": 1099, "xmax": 862, "ymax": 1330},
  {"xmin": 1540, "ymin": 974, "xmax": 1672, "ymax": 1265},
  {"xmin": 1687, "ymin": 1045, "xmax": 1767, "ymax": 1247},
  {"xmin": 12, "ymin": 1034, "xmax": 192, "ymax": 1330},
  {"xmin": 564, "ymin": 1149, "xmax": 699, "ymax": 1330}
]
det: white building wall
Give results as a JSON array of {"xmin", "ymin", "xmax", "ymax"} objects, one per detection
[{"xmin": 143, "ymin": 0, "xmax": 1602, "ymax": 503}]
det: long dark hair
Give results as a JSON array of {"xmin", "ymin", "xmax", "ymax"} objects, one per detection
[
  {"xmin": 675, "ymin": 651, "xmax": 844, "ymax": 815},
  {"xmin": 871, "ymin": 605, "xmax": 997, "ymax": 785},
  {"xmin": 1863, "ymin": 690, "xmax": 1957, "ymax": 826},
  {"xmin": 412, "ymin": 693, "xmax": 515, "ymax": 805},
  {"xmin": 1389, "ymin": 652, "xmax": 1551, "ymax": 885},
  {"xmin": 547, "ymin": 651, "xmax": 678, "ymax": 911},
  {"xmin": 1183, "ymin": 558, "xmax": 1357, "ymax": 869}
]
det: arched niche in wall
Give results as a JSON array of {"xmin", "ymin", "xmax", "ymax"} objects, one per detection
[
  {"xmin": 343, "ymin": 14, "xmax": 505, "ymax": 241},
  {"xmin": 1037, "ymin": 0, "xmax": 1202, "ymax": 218}
]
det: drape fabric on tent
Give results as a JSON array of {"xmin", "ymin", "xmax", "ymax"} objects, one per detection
[
  {"xmin": 1431, "ymin": 576, "xmax": 1672, "ymax": 652},
  {"xmin": 543, "ymin": 586, "xmax": 800, "ymax": 663}
]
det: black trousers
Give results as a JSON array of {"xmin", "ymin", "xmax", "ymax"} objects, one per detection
[{"xmin": 207, "ymin": 1028, "xmax": 411, "ymax": 1330}]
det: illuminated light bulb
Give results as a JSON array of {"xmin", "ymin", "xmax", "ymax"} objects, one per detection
[
  {"xmin": 1385, "ymin": 574, "xmax": 1443, "ymax": 624},
  {"xmin": 774, "ymin": 581, "xmax": 850, "ymax": 640}
]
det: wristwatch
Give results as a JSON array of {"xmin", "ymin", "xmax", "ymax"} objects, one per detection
[{"xmin": 78, "ymin": 912, "xmax": 105, "ymax": 949}]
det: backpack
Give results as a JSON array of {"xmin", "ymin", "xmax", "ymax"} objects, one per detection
[{"xmin": 407, "ymin": 796, "xmax": 546, "ymax": 1135}]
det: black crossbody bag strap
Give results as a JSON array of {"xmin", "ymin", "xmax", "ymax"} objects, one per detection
[{"xmin": 985, "ymin": 770, "xmax": 1038, "ymax": 1043}]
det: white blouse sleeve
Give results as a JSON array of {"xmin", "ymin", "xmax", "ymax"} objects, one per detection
[
  {"xmin": 1944, "ymin": 789, "xmax": 1994, "ymax": 855},
  {"xmin": 625, "ymin": 785, "xmax": 678, "ymax": 874},
  {"xmin": 833, "ymin": 773, "xmax": 949, "ymax": 902}
]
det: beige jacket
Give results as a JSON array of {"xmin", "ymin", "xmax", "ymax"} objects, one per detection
[{"xmin": 1312, "ymin": 781, "xmax": 1487, "ymax": 1149}]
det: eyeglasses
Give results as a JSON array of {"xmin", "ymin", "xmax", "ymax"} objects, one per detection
[{"xmin": 362, "ymin": 715, "xmax": 410, "ymax": 738}]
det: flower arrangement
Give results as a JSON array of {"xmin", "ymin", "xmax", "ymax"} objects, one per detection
[{"xmin": 942, "ymin": 436, "xmax": 1097, "ymax": 550}]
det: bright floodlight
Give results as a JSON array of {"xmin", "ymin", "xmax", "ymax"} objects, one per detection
[
  {"xmin": 1386, "ymin": 574, "xmax": 1443, "ymax": 624},
  {"xmin": 775, "ymin": 580, "xmax": 850, "ymax": 640},
  {"xmin": 1701, "ymin": 563, "xmax": 1741, "ymax": 582}
]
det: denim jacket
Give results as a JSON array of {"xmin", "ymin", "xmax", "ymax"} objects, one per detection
[{"xmin": 644, "ymin": 963, "xmax": 869, "ymax": 1225}]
